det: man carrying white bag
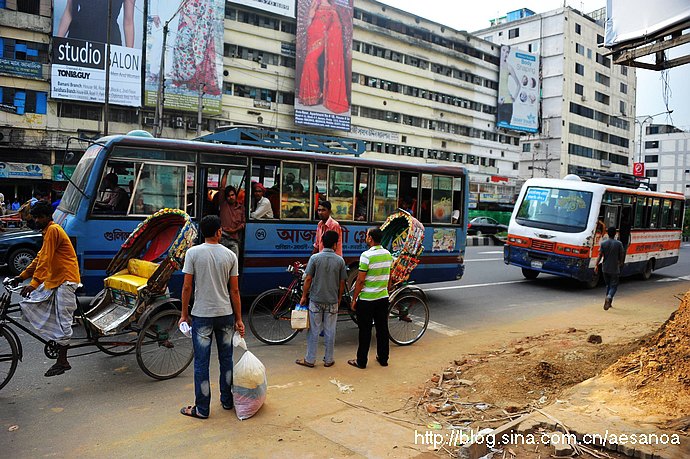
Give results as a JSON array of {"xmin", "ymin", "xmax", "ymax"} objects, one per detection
[{"xmin": 232, "ymin": 332, "xmax": 267, "ymax": 420}]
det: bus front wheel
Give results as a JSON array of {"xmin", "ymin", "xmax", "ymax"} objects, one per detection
[
  {"xmin": 583, "ymin": 271, "xmax": 600, "ymax": 289},
  {"xmin": 521, "ymin": 268, "xmax": 539, "ymax": 280}
]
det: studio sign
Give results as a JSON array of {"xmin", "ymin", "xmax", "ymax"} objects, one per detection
[{"xmin": 53, "ymin": 37, "xmax": 105, "ymax": 70}]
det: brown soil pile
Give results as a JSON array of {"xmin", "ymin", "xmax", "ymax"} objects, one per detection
[
  {"xmin": 606, "ymin": 291, "xmax": 690, "ymax": 416},
  {"xmin": 416, "ymin": 327, "xmax": 644, "ymax": 430}
]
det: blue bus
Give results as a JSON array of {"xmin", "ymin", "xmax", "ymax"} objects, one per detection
[{"xmin": 55, "ymin": 133, "xmax": 469, "ymax": 296}]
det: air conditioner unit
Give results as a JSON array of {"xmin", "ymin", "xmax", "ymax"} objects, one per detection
[
  {"xmin": 534, "ymin": 142, "xmax": 541, "ymax": 148},
  {"xmin": 581, "ymin": 95, "xmax": 587, "ymax": 101},
  {"xmin": 143, "ymin": 116, "xmax": 155, "ymax": 126},
  {"xmin": 0, "ymin": 128, "xmax": 11, "ymax": 144},
  {"xmin": 174, "ymin": 117, "xmax": 185, "ymax": 129},
  {"xmin": 187, "ymin": 121, "xmax": 198, "ymax": 131}
]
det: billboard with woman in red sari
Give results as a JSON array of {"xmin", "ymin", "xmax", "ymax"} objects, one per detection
[{"xmin": 295, "ymin": 0, "xmax": 353, "ymax": 131}]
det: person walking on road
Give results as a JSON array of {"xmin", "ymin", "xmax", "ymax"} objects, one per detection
[
  {"xmin": 594, "ymin": 226, "xmax": 625, "ymax": 311},
  {"xmin": 348, "ymin": 227, "xmax": 393, "ymax": 369},
  {"xmin": 179, "ymin": 215, "xmax": 245, "ymax": 419},
  {"xmin": 313, "ymin": 200, "xmax": 343, "ymax": 256},
  {"xmin": 296, "ymin": 230, "xmax": 347, "ymax": 368},
  {"xmin": 10, "ymin": 202, "xmax": 81, "ymax": 377}
]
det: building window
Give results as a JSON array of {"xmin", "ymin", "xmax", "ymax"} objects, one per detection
[
  {"xmin": 595, "ymin": 72, "xmax": 610, "ymax": 86},
  {"xmin": 620, "ymin": 65, "xmax": 628, "ymax": 76},
  {"xmin": 575, "ymin": 43, "xmax": 584, "ymax": 55},
  {"xmin": 587, "ymin": 48, "xmax": 592, "ymax": 59},
  {"xmin": 645, "ymin": 140, "xmax": 659, "ymax": 149},
  {"xmin": 597, "ymin": 34, "xmax": 604, "ymax": 44},
  {"xmin": 17, "ymin": 0, "xmax": 40, "ymax": 14},
  {"xmin": 619, "ymin": 100, "xmax": 626, "ymax": 115},
  {"xmin": 508, "ymin": 28, "xmax": 519, "ymax": 39},
  {"xmin": 575, "ymin": 83, "xmax": 584, "ymax": 95},
  {"xmin": 522, "ymin": 143, "xmax": 531, "ymax": 152},
  {"xmin": 594, "ymin": 91, "xmax": 610, "ymax": 105},
  {"xmin": 575, "ymin": 63, "xmax": 584, "ymax": 76},
  {"xmin": 0, "ymin": 86, "xmax": 47, "ymax": 115},
  {"xmin": 645, "ymin": 155, "xmax": 659, "ymax": 163},
  {"xmin": 575, "ymin": 23, "xmax": 581, "ymax": 34},
  {"xmin": 646, "ymin": 169, "xmax": 658, "ymax": 178},
  {"xmin": 620, "ymin": 82, "xmax": 628, "ymax": 94},
  {"xmin": 596, "ymin": 53, "xmax": 611, "ymax": 68}
]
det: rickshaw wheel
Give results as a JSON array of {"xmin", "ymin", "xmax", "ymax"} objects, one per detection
[
  {"xmin": 0, "ymin": 327, "xmax": 20, "ymax": 391},
  {"xmin": 388, "ymin": 293, "xmax": 429, "ymax": 346},
  {"xmin": 44, "ymin": 341, "xmax": 60, "ymax": 359},
  {"xmin": 249, "ymin": 289, "xmax": 299, "ymax": 345},
  {"xmin": 96, "ymin": 331, "xmax": 137, "ymax": 356},
  {"xmin": 136, "ymin": 309, "xmax": 193, "ymax": 380}
]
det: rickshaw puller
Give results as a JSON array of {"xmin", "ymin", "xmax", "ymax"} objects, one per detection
[{"xmin": 10, "ymin": 202, "xmax": 81, "ymax": 377}]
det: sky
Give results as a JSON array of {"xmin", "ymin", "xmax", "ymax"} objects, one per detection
[{"xmin": 378, "ymin": 0, "xmax": 690, "ymax": 130}]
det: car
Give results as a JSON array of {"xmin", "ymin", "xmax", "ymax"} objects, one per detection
[
  {"xmin": 0, "ymin": 229, "xmax": 43, "ymax": 276},
  {"xmin": 467, "ymin": 217, "xmax": 508, "ymax": 236}
]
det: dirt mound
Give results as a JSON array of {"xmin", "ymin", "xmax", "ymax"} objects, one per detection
[{"xmin": 606, "ymin": 291, "xmax": 690, "ymax": 416}]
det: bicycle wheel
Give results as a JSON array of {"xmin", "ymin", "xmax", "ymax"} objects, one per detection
[
  {"xmin": 0, "ymin": 326, "xmax": 20, "ymax": 391},
  {"xmin": 96, "ymin": 330, "xmax": 137, "ymax": 356},
  {"xmin": 388, "ymin": 293, "xmax": 429, "ymax": 346},
  {"xmin": 136, "ymin": 309, "xmax": 193, "ymax": 380},
  {"xmin": 249, "ymin": 288, "xmax": 299, "ymax": 345}
]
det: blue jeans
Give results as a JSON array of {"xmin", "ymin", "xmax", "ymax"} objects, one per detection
[
  {"xmin": 603, "ymin": 273, "xmax": 620, "ymax": 300},
  {"xmin": 191, "ymin": 315, "xmax": 234, "ymax": 417},
  {"xmin": 305, "ymin": 301, "xmax": 338, "ymax": 365}
]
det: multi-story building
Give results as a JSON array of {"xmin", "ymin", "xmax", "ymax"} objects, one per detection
[
  {"xmin": 640, "ymin": 124, "xmax": 690, "ymax": 197},
  {"xmin": 1, "ymin": 0, "xmax": 523, "ymax": 208},
  {"xmin": 474, "ymin": 6, "xmax": 637, "ymax": 181}
]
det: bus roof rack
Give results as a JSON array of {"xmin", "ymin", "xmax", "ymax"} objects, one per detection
[
  {"xmin": 196, "ymin": 128, "xmax": 365, "ymax": 156},
  {"xmin": 578, "ymin": 171, "xmax": 650, "ymax": 190}
]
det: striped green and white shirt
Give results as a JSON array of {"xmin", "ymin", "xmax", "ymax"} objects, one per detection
[{"xmin": 358, "ymin": 245, "xmax": 393, "ymax": 301}]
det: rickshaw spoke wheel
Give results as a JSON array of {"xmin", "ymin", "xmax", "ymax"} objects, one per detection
[
  {"xmin": 44, "ymin": 341, "xmax": 60, "ymax": 359},
  {"xmin": 249, "ymin": 289, "xmax": 299, "ymax": 345},
  {"xmin": 0, "ymin": 327, "xmax": 20, "ymax": 391},
  {"xmin": 96, "ymin": 331, "xmax": 137, "ymax": 356},
  {"xmin": 136, "ymin": 309, "xmax": 193, "ymax": 380},
  {"xmin": 388, "ymin": 294, "xmax": 429, "ymax": 346}
]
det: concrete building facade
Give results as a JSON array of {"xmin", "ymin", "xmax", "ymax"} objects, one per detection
[
  {"xmin": 640, "ymin": 124, "xmax": 690, "ymax": 197},
  {"xmin": 474, "ymin": 7, "xmax": 637, "ymax": 181}
]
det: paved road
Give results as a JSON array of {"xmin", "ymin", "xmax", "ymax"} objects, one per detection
[{"xmin": 0, "ymin": 243, "xmax": 688, "ymax": 456}]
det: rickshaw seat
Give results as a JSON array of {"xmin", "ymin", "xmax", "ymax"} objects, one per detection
[{"xmin": 104, "ymin": 259, "xmax": 160, "ymax": 295}]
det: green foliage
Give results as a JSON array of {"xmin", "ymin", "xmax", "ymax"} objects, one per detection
[{"xmin": 684, "ymin": 207, "xmax": 690, "ymax": 237}]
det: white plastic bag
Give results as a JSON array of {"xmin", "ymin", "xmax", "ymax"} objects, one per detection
[{"xmin": 232, "ymin": 332, "xmax": 267, "ymax": 420}]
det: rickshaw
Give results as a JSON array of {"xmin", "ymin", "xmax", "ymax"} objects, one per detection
[
  {"xmin": 248, "ymin": 210, "xmax": 430, "ymax": 346},
  {"xmin": 0, "ymin": 208, "xmax": 197, "ymax": 390}
]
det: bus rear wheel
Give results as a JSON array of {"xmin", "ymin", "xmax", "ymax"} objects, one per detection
[
  {"xmin": 521, "ymin": 268, "xmax": 539, "ymax": 280},
  {"xmin": 640, "ymin": 259, "xmax": 654, "ymax": 280}
]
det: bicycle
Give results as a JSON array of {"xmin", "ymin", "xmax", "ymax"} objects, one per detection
[{"xmin": 248, "ymin": 261, "xmax": 429, "ymax": 346}]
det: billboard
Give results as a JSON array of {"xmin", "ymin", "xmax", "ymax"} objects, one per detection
[
  {"xmin": 605, "ymin": 0, "xmax": 690, "ymax": 47},
  {"xmin": 51, "ymin": 0, "xmax": 144, "ymax": 107},
  {"xmin": 496, "ymin": 45, "xmax": 539, "ymax": 134},
  {"xmin": 231, "ymin": 0, "xmax": 295, "ymax": 17},
  {"xmin": 145, "ymin": 0, "xmax": 224, "ymax": 115},
  {"xmin": 295, "ymin": 0, "xmax": 353, "ymax": 132}
]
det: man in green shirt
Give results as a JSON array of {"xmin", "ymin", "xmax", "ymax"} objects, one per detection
[{"xmin": 348, "ymin": 227, "xmax": 393, "ymax": 369}]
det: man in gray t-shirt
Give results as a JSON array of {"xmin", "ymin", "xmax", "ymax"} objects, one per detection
[
  {"xmin": 296, "ymin": 230, "xmax": 347, "ymax": 368},
  {"xmin": 595, "ymin": 226, "xmax": 625, "ymax": 311},
  {"xmin": 179, "ymin": 215, "xmax": 244, "ymax": 419}
]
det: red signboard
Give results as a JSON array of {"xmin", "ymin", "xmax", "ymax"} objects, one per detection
[{"xmin": 633, "ymin": 162, "xmax": 645, "ymax": 177}]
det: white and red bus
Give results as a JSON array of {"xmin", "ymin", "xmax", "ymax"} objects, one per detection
[{"xmin": 504, "ymin": 174, "xmax": 685, "ymax": 287}]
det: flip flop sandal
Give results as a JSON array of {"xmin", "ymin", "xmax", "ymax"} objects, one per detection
[
  {"xmin": 347, "ymin": 359, "xmax": 364, "ymax": 369},
  {"xmin": 44, "ymin": 363, "xmax": 71, "ymax": 377},
  {"xmin": 180, "ymin": 405, "xmax": 208, "ymax": 419},
  {"xmin": 222, "ymin": 401, "xmax": 234, "ymax": 410},
  {"xmin": 324, "ymin": 361, "xmax": 335, "ymax": 367},
  {"xmin": 295, "ymin": 358, "xmax": 315, "ymax": 368}
]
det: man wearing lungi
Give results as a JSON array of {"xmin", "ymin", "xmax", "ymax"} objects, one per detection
[{"xmin": 10, "ymin": 202, "xmax": 81, "ymax": 377}]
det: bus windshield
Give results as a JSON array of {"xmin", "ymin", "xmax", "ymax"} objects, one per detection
[
  {"xmin": 516, "ymin": 187, "xmax": 592, "ymax": 233},
  {"xmin": 58, "ymin": 145, "xmax": 102, "ymax": 214}
]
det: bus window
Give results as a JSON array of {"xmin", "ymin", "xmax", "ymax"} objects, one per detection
[
  {"xmin": 398, "ymin": 172, "xmax": 419, "ymax": 216},
  {"xmin": 204, "ymin": 166, "xmax": 245, "ymax": 217},
  {"xmin": 281, "ymin": 161, "xmax": 311, "ymax": 219},
  {"xmin": 419, "ymin": 174, "xmax": 432, "ymax": 224},
  {"xmin": 650, "ymin": 198, "xmax": 661, "ymax": 228},
  {"xmin": 671, "ymin": 200, "xmax": 683, "ymax": 228},
  {"xmin": 373, "ymin": 170, "xmax": 398, "ymax": 221},
  {"xmin": 452, "ymin": 177, "xmax": 463, "ymax": 224},
  {"xmin": 131, "ymin": 163, "xmax": 188, "ymax": 215},
  {"xmin": 186, "ymin": 166, "xmax": 196, "ymax": 216},
  {"xmin": 328, "ymin": 165, "xmax": 355, "ymax": 221},
  {"xmin": 633, "ymin": 197, "xmax": 645, "ymax": 228},
  {"xmin": 603, "ymin": 205, "xmax": 619, "ymax": 229},
  {"xmin": 660, "ymin": 200, "xmax": 672, "ymax": 228},
  {"xmin": 251, "ymin": 159, "xmax": 280, "ymax": 218},
  {"xmin": 355, "ymin": 168, "xmax": 369, "ymax": 221},
  {"xmin": 93, "ymin": 160, "xmax": 135, "ymax": 215},
  {"xmin": 432, "ymin": 176, "xmax": 453, "ymax": 223}
]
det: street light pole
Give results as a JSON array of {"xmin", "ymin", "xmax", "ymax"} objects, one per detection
[{"xmin": 635, "ymin": 110, "xmax": 673, "ymax": 163}]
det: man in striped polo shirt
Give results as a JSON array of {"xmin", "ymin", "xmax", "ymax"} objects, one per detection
[{"xmin": 348, "ymin": 227, "xmax": 393, "ymax": 369}]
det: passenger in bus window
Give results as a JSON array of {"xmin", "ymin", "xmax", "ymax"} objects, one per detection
[
  {"xmin": 94, "ymin": 173, "xmax": 128, "ymax": 213},
  {"xmin": 250, "ymin": 182, "xmax": 274, "ymax": 219},
  {"xmin": 355, "ymin": 189, "xmax": 367, "ymax": 221},
  {"xmin": 314, "ymin": 201, "xmax": 343, "ymax": 256},
  {"xmin": 218, "ymin": 186, "xmax": 245, "ymax": 259}
]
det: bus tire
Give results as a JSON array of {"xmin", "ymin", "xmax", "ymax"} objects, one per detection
[
  {"xmin": 583, "ymin": 270, "xmax": 600, "ymax": 289},
  {"xmin": 640, "ymin": 259, "xmax": 654, "ymax": 280},
  {"xmin": 521, "ymin": 268, "xmax": 539, "ymax": 280}
]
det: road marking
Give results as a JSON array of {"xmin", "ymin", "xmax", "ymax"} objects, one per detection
[
  {"xmin": 478, "ymin": 250, "xmax": 504, "ymax": 255},
  {"xmin": 465, "ymin": 258, "xmax": 504, "ymax": 262},
  {"xmin": 425, "ymin": 320, "xmax": 466, "ymax": 337},
  {"xmin": 656, "ymin": 275, "xmax": 690, "ymax": 283},
  {"xmin": 425, "ymin": 279, "xmax": 527, "ymax": 291}
]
